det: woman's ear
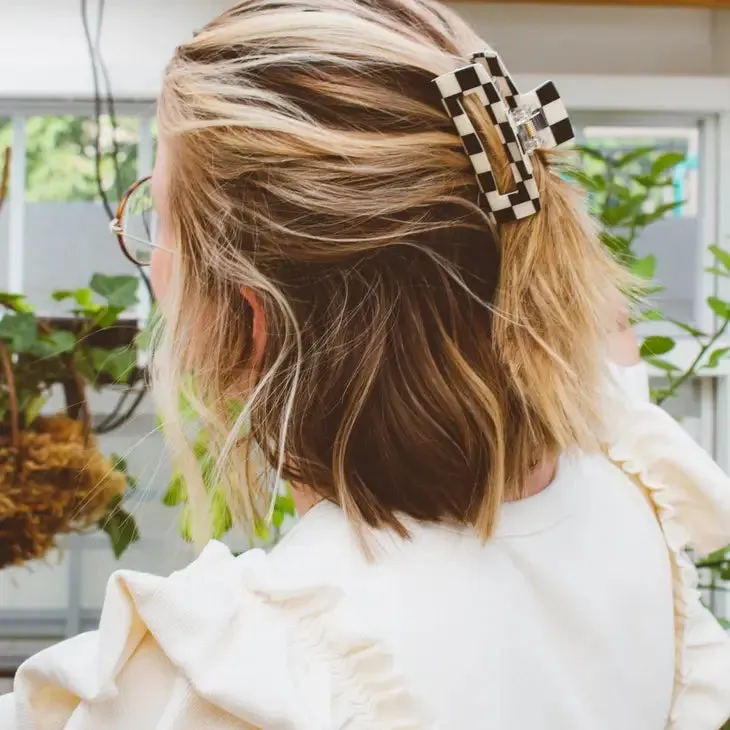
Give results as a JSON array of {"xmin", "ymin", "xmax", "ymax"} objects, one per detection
[{"xmin": 241, "ymin": 286, "xmax": 266, "ymax": 364}]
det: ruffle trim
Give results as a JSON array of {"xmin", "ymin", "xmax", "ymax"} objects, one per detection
[
  {"xmin": 606, "ymin": 400, "xmax": 730, "ymax": 730},
  {"xmin": 250, "ymin": 578, "xmax": 435, "ymax": 729},
  {"xmin": 12, "ymin": 541, "xmax": 433, "ymax": 729}
]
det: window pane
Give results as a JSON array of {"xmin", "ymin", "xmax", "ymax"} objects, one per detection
[
  {"xmin": 0, "ymin": 117, "xmax": 11, "ymax": 292},
  {"xmin": 24, "ymin": 115, "xmax": 138, "ymax": 202},
  {"xmin": 22, "ymin": 115, "xmax": 141, "ymax": 314},
  {"xmin": 577, "ymin": 122, "xmax": 702, "ymax": 324}
]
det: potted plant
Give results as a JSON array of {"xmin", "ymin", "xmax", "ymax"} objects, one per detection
[{"xmin": 0, "ymin": 274, "xmax": 143, "ymax": 568}]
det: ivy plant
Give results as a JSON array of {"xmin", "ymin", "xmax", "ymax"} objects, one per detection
[{"xmin": 0, "ymin": 273, "xmax": 141, "ymax": 558}]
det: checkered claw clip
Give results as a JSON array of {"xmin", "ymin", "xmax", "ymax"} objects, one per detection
[{"xmin": 433, "ymin": 50, "xmax": 574, "ymax": 223}]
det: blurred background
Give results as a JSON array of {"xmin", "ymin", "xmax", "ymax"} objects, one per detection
[{"xmin": 2, "ymin": 0, "xmax": 730, "ymax": 692}]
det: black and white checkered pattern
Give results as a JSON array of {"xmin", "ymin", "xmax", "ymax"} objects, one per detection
[{"xmin": 433, "ymin": 50, "xmax": 574, "ymax": 223}]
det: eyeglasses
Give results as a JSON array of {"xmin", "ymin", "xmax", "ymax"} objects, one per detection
[{"xmin": 110, "ymin": 175, "xmax": 166, "ymax": 267}]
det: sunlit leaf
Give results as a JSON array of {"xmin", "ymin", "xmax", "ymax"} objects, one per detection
[
  {"xmin": 163, "ymin": 475, "xmax": 187, "ymax": 506},
  {"xmin": 650, "ymin": 152, "xmax": 686, "ymax": 177},
  {"xmin": 710, "ymin": 244, "xmax": 730, "ymax": 272},
  {"xmin": 573, "ymin": 145, "xmax": 608, "ymax": 163},
  {"xmin": 615, "ymin": 146, "xmax": 656, "ymax": 169},
  {"xmin": 0, "ymin": 293, "xmax": 34, "ymax": 313},
  {"xmin": 631, "ymin": 254, "xmax": 656, "ymax": 280},
  {"xmin": 640, "ymin": 335, "xmax": 675, "ymax": 358},
  {"xmin": 641, "ymin": 308, "xmax": 664, "ymax": 322},
  {"xmin": 636, "ymin": 200, "xmax": 684, "ymax": 227},
  {"xmin": 563, "ymin": 168, "xmax": 605, "ymax": 193},
  {"xmin": 644, "ymin": 356, "xmax": 680, "ymax": 372},
  {"xmin": 23, "ymin": 394, "xmax": 48, "ymax": 426},
  {"xmin": 51, "ymin": 290, "xmax": 75, "ymax": 302},
  {"xmin": 210, "ymin": 488, "xmax": 233, "ymax": 539},
  {"xmin": 707, "ymin": 347, "xmax": 730, "ymax": 369},
  {"xmin": 668, "ymin": 319, "xmax": 706, "ymax": 338},
  {"xmin": 601, "ymin": 196, "xmax": 644, "ymax": 228},
  {"xmin": 708, "ymin": 296, "xmax": 730, "ymax": 320}
]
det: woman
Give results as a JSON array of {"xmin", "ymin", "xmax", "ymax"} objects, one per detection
[{"xmin": 3, "ymin": 1, "xmax": 730, "ymax": 728}]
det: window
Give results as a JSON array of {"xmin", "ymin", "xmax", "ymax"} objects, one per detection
[
  {"xmin": 18, "ymin": 115, "xmax": 144, "ymax": 314},
  {"xmin": 582, "ymin": 125, "xmax": 699, "ymax": 218},
  {"xmin": 573, "ymin": 116, "xmax": 706, "ymax": 327},
  {"xmin": 24, "ymin": 115, "xmax": 138, "ymax": 202}
]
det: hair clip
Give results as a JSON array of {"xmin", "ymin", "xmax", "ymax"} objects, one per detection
[{"xmin": 433, "ymin": 50, "xmax": 574, "ymax": 223}]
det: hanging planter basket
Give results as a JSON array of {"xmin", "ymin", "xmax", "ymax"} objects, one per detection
[{"xmin": 0, "ymin": 343, "xmax": 128, "ymax": 569}]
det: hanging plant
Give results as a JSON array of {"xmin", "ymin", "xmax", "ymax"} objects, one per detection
[{"xmin": 0, "ymin": 273, "xmax": 143, "ymax": 568}]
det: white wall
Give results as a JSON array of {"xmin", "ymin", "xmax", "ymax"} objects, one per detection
[{"xmin": 1, "ymin": 1, "xmax": 730, "ymax": 100}]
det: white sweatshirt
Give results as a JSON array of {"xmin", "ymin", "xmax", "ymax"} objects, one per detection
[{"xmin": 2, "ymin": 365, "xmax": 730, "ymax": 729}]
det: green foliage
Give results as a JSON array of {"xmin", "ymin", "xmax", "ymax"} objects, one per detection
[
  {"xmin": 572, "ymin": 144, "xmax": 730, "ymax": 406},
  {"xmin": 0, "ymin": 275, "xmax": 141, "ymax": 559},
  {"xmin": 0, "ymin": 116, "xmax": 138, "ymax": 202},
  {"xmin": 574, "ymin": 144, "xmax": 730, "ymax": 630},
  {"xmin": 161, "ymin": 390, "xmax": 298, "ymax": 546},
  {"xmin": 98, "ymin": 455, "xmax": 140, "ymax": 559}
]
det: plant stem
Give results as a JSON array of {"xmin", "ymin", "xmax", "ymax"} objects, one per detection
[{"xmin": 655, "ymin": 315, "xmax": 730, "ymax": 406}]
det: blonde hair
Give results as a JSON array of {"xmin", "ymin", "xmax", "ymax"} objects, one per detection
[{"xmin": 155, "ymin": 0, "xmax": 627, "ymax": 544}]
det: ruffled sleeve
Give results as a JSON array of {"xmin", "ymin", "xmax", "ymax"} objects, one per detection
[
  {"xmin": 0, "ymin": 540, "xmax": 430, "ymax": 730},
  {"xmin": 606, "ymin": 398, "xmax": 730, "ymax": 730}
]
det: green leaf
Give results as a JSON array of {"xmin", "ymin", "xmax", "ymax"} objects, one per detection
[
  {"xmin": 634, "ymin": 174, "xmax": 672, "ymax": 189},
  {"xmin": 73, "ymin": 288, "xmax": 95, "ymax": 309},
  {"xmin": 644, "ymin": 356, "xmax": 680, "ymax": 373},
  {"xmin": 72, "ymin": 350, "xmax": 99, "ymax": 386},
  {"xmin": 650, "ymin": 152, "xmax": 686, "ymax": 178},
  {"xmin": 178, "ymin": 507, "xmax": 193, "ymax": 543},
  {"xmin": 92, "ymin": 305, "xmax": 125, "ymax": 329},
  {"xmin": 39, "ymin": 330, "xmax": 75, "ymax": 356},
  {"xmin": 668, "ymin": 319, "xmax": 706, "ymax": 338},
  {"xmin": 0, "ymin": 293, "xmax": 34, "ymax": 313},
  {"xmin": 640, "ymin": 335, "xmax": 675, "ymax": 358},
  {"xmin": 600, "ymin": 232, "xmax": 632, "ymax": 257},
  {"xmin": 706, "ymin": 266, "xmax": 730, "ymax": 278},
  {"xmin": 704, "ymin": 545, "xmax": 730, "ymax": 563},
  {"xmin": 89, "ymin": 346, "xmax": 136, "ymax": 383},
  {"xmin": 163, "ymin": 475, "xmax": 187, "ymax": 506},
  {"xmin": 111, "ymin": 453, "xmax": 129, "ymax": 474},
  {"xmin": 707, "ymin": 347, "xmax": 730, "ymax": 369},
  {"xmin": 275, "ymin": 490, "xmax": 297, "ymax": 517},
  {"xmin": 710, "ymin": 244, "xmax": 730, "ymax": 272},
  {"xmin": 23, "ymin": 394, "xmax": 48, "ymax": 426},
  {"xmin": 90, "ymin": 274, "xmax": 139, "ymax": 309},
  {"xmin": 641, "ymin": 308, "xmax": 664, "ymax": 322},
  {"xmin": 0, "ymin": 312, "xmax": 39, "ymax": 353},
  {"xmin": 99, "ymin": 508, "xmax": 140, "ymax": 559},
  {"xmin": 51, "ymin": 290, "xmax": 75, "ymax": 302},
  {"xmin": 636, "ymin": 200, "xmax": 684, "ymax": 227},
  {"xmin": 573, "ymin": 145, "xmax": 608, "ymax": 163},
  {"xmin": 631, "ymin": 254, "xmax": 656, "ymax": 280},
  {"xmin": 563, "ymin": 168, "xmax": 605, "ymax": 193},
  {"xmin": 708, "ymin": 296, "xmax": 730, "ymax": 320},
  {"xmin": 600, "ymin": 196, "xmax": 645, "ymax": 228},
  {"xmin": 615, "ymin": 146, "xmax": 656, "ymax": 169},
  {"xmin": 210, "ymin": 488, "xmax": 233, "ymax": 539}
]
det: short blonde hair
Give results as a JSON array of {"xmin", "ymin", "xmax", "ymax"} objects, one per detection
[{"xmin": 155, "ymin": 0, "xmax": 627, "ymax": 543}]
